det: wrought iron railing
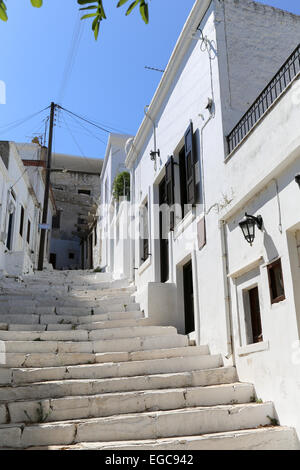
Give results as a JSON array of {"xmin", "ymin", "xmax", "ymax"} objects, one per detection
[{"xmin": 227, "ymin": 43, "xmax": 300, "ymax": 154}]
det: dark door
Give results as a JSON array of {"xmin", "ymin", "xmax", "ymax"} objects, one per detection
[
  {"xmin": 89, "ymin": 234, "xmax": 93, "ymax": 269},
  {"xmin": 159, "ymin": 177, "xmax": 169, "ymax": 283},
  {"xmin": 6, "ymin": 212, "xmax": 14, "ymax": 250},
  {"xmin": 249, "ymin": 287, "xmax": 263, "ymax": 343},
  {"xmin": 183, "ymin": 261, "xmax": 195, "ymax": 334},
  {"xmin": 50, "ymin": 253, "xmax": 57, "ymax": 269}
]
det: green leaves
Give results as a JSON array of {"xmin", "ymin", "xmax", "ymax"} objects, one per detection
[
  {"xmin": 77, "ymin": 1, "xmax": 106, "ymax": 40},
  {"xmin": 0, "ymin": 0, "xmax": 150, "ymax": 40},
  {"xmin": 0, "ymin": 1, "xmax": 8, "ymax": 22},
  {"xmin": 30, "ymin": 0, "xmax": 43, "ymax": 7},
  {"xmin": 0, "ymin": 0, "xmax": 42, "ymax": 23},
  {"xmin": 117, "ymin": 0, "xmax": 149, "ymax": 24}
]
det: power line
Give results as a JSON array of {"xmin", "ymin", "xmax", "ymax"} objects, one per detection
[
  {"xmin": 63, "ymin": 111, "xmax": 107, "ymax": 145},
  {"xmin": 61, "ymin": 112, "xmax": 100, "ymax": 173},
  {"xmin": 58, "ymin": 13, "xmax": 84, "ymax": 104},
  {"xmin": 58, "ymin": 106, "xmax": 112, "ymax": 134},
  {"xmin": 0, "ymin": 106, "xmax": 50, "ymax": 134},
  {"xmin": 58, "ymin": 106, "xmax": 133, "ymax": 136}
]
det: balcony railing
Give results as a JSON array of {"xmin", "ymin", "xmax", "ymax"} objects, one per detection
[{"xmin": 227, "ymin": 43, "xmax": 300, "ymax": 155}]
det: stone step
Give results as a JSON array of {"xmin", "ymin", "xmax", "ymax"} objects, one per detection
[
  {"xmin": 0, "ymin": 345, "xmax": 209, "ymax": 369},
  {"xmin": 3, "ymin": 354, "xmax": 222, "ymax": 385},
  {"xmin": 0, "ymin": 402, "xmax": 275, "ymax": 448},
  {"xmin": 0, "ymin": 325, "xmax": 176, "ymax": 342},
  {"xmin": 36, "ymin": 427, "xmax": 299, "ymax": 450},
  {"xmin": 6, "ymin": 317, "xmax": 153, "ymax": 332},
  {"xmin": 5, "ymin": 382, "xmax": 255, "ymax": 424},
  {"xmin": 0, "ymin": 311, "xmax": 144, "ymax": 325},
  {"xmin": 0, "ymin": 367, "xmax": 237, "ymax": 403},
  {"xmin": 0, "ymin": 302, "xmax": 140, "ymax": 316}
]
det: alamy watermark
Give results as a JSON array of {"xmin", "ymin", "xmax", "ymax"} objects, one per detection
[{"xmin": 0, "ymin": 80, "xmax": 6, "ymax": 104}]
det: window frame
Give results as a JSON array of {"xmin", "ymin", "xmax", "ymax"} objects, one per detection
[{"xmin": 267, "ymin": 258, "xmax": 286, "ymax": 304}]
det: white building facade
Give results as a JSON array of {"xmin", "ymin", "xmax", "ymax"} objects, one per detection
[
  {"xmin": 0, "ymin": 142, "xmax": 54, "ymax": 276},
  {"xmin": 98, "ymin": 133, "xmax": 133, "ymax": 278},
  {"xmin": 119, "ymin": 0, "xmax": 300, "ymax": 435}
]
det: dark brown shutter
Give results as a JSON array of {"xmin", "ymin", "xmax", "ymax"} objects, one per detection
[
  {"xmin": 165, "ymin": 156, "xmax": 175, "ymax": 231},
  {"xmin": 184, "ymin": 122, "xmax": 196, "ymax": 205}
]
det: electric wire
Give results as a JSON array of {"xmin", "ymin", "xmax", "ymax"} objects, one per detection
[
  {"xmin": 60, "ymin": 112, "xmax": 100, "ymax": 173},
  {"xmin": 58, "ymin": 13, "xmax": 84, "ymax": 104},
  {"xmin": 0, "ymin": 106, "xmax": 50, "ymax": 134}
]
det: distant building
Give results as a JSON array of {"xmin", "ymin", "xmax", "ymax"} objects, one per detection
[
  {"xmin": 49, "ymin": 153, "xmax": 103, "ymax": 270},
  {"xmin": 98, "ymin": 133, "xmax": 134, "ymax": 278},
  {"xmin": 0, "ymin": 141, "xmax": 55, "ymax": 276}
]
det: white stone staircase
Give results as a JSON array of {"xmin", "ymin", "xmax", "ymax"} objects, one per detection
[{"xmin": 0, "ymin": 270, "xmax": 298, "ymax": 450}]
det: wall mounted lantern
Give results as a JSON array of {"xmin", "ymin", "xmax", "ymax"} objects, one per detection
[
  {"xmin": 239, "ymin": 213, "xmax": 263, "ymax": 246},
  {"xmin": 150, "ymin": 149, "xmax": 160, "ymax": 161},
  {"xmin": 295, "ymin": 174, "xmax": 300, "ymax": 188}
]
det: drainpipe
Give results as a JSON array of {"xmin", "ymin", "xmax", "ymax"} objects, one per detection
[{"xmin": 219, "ymin": 219, "xmax": 235, "ymax": 365}]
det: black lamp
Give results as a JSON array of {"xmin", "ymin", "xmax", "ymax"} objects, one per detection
[
  {"xmin": 239, "ymin": 213, "xmax": 263, "ymax": 246},
  {"xmin": 295, "ymin": 174, "xmax": 300, "ymax": 188}
]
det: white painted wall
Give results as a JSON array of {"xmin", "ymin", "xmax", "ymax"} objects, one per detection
[
  {"xmin": 99, "ymin": 133, "xmax": 133, "ymax": 277},
  {"xmin": 122, "ymin": 0, "xmax": 300, "ymax": 436},
  {"xmin": 0, "ymin": 142, "xmax": 53, "ymax": 275},
  {"xmin": 220, "ymin": 77, "xmax": 300, "ymax": 435}
]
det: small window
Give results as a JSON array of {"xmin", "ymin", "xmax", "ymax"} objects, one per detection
[
  {"xmin": 268, "ymin": 259, "xmax": 285, "ymax": 304},
  {"xmin": 19, "ymin": 206, "xmax": 24, "ymax": 237},
  {"xmin": 78, "ymin": 189, "xmax": 91, "ymax": 196},
  {"xmin": 69, "ymin": 252, "xmax": 75, "ymax": 260},
  {"xmin": 52, "ymin": 211, "xmax": 61, "ymax": 229},
  {"xmin": 27, "ymin": 220, "xmax": 31, "ymax": 244}
]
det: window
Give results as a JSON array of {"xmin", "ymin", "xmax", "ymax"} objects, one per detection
[
  {"xmin": 52, "ymin": 210, "xmax": 61, "ymax": 229},
  {"xmin": 19, "ymin": 206, "xmax": 24, "ymax": 237},
  {"xmin": 27, "ymin": 220, "xmax": 31, "ymax": 244},
  {"xmin": 78, "ymin": 189, "xmax": 91, "ymax": 196},
  {"xmin": 267, "ymin": 259, "xmax": 285, "ymax": 304},
  {"xmin": 69, "ymin": 252, "xmax": 75, "ymax": 260}
]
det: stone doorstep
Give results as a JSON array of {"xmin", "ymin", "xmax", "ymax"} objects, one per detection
[
  {"xmin": 0, "ymin": 403, "xmax": 276, "ymax": 448},
  {"xmin": 0, "ymin": 367, "xmax": 238, "ymax": 402},
  {"xmin": 5, "ymin": 383, "xmax": 255, "ymax": 424},
  {"xmin": 9, "ymin": 354, "xmax": 222, "ymax": 386},
  {"xmin": 29, "ymin": 427, "xmax": 299, "ymax": 451}
]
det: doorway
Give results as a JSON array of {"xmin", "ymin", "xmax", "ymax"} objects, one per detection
[
  {"xmin": 6, "ymin": 212, "xmax": 14, "ymax": 251},
  {"xmin": 49, "ymin": 253, "xmax": 57, "ymax": 269},
  {"xmin": 248, "ymin": 286, "xmax": 263, "ymax": 344},
  {"xmin": 183, "ymin": 260, "xmax": 195, "ymax": 334},
  {"xmin": 159, "ymin": 177, "xmax": 169, "ymax": 283}
]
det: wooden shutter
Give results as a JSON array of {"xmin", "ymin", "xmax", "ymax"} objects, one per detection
[
  {"xmin": 184, "ymin": 122, "xmax": 196, "ymax": 205},
  {"xmin": 165, "ymin": 156, "xmax": 175, "ymax": 231}
]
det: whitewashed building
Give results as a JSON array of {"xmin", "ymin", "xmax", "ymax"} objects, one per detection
[
  {"xmin": 0, "ymin": 142, "xmax": 55, "ymax": 276},
  {"xmin": 119, "ymin": 0, "xmax": 300, "ymax": 435},
  {"xmin": 98, "ymin": 133, "xmax": 133, "ymax": 278}
]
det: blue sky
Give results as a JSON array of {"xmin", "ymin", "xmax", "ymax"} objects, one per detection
[{"xmin": 0, "ymin": 0, "xmax": 299, "ymax": 159}]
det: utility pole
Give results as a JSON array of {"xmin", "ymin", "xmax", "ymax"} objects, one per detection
[{"xmin": 38, "ymin": 102, "xmax": 56, "ymax": 271}]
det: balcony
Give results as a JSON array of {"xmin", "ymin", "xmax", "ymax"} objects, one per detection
[{"xmin": 227, "ymin": 44, "xmax": 300, "ymax": 155}]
